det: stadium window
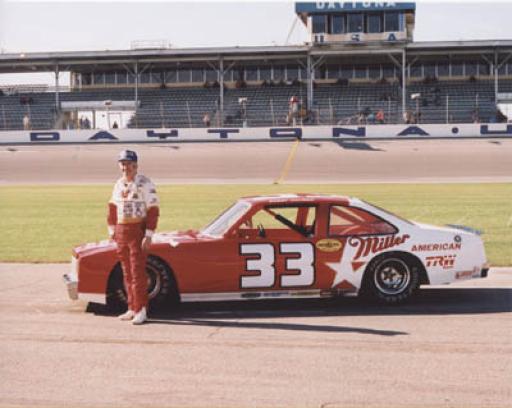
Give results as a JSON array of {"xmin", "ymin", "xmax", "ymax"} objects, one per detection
[
  {"xmin": 177, "ymin": 69, "xmax": 191, "ymax": 83},
  {"xmin": 326, "ymin": 65, "xmax": 340, "ymax": 79},
  {"xmin": 260, "ymin": 67, "xmax": 271, "ymax": 81},
  {"xmin": 104, "ymin": 72, "xmax": 115, "ymax": 84},
  {"xmin": 348, "ymin": 13, "xmax": 364, "ymax": 33},
  {"xmin": 465, "ymin": 62, "xmax": 477, "ymax": 77},
  {"xmin": 93, "ymin": 73, "xmax": 104, "ymax": 85},
  {"xmin": 191, "ymin": 68, "xmax": 204, "ymax": 82},
  {"xmin": 273, "ymin": 66, "xmax": 285, "ymax": 81},
  {"xmin": 299, "ymin": 66, "xmax": 307, "ymax": 81},
  {"xmin": 314, "ymin": 66, "xmax": 327, "ymax": 80},
  {"xmin": 507, "ymin": 62, "xmax": 512, "ymax": 75},
  {"xmin": 140, "ymin": 72, "xmax": 151, "ymax": 84},
  {"xmin": 82, "ymin": 73, "xmax": 91, "ymax": 85},
  {"xmin": 367, "ymin": 13, "xmax": 381, "ymax": 33},
  {"xmin": 205, "ymin": 69, "xmax": 217, "ymax": 82},
  {"xmin": 498, "ymin": 63, "xmax": 507, "ymax": 76},
  {"xmin": 451, "ymin": 62, "xmax": 463, "ymax": 77},
  {"xmin": 286, "ymin": 65, "xmax": 299, "ymax": 81},
  {"xmin": 354, "ymin": 65, "xmax": 367, "ymax": 79},
  {"xmin": 331, "ymin": 15, "xmax": 345, "ymax": 34},
  {"xmin": 424, "ymin": 63, "xmax": 436, "ymax": 78},
  {"xmin": 152, "ymin": 71, "xmax": 164, "ymax": 84},
  {"xmin": 382, "ymin": 65, "xmax": 395, "ymax": 79},
  {"xmin": 411, "ymin": 64, "xmax": 422, "ymax": 78},
  {"xmin": 340, "ymin": 65, "xmax": 353, "ymax": 79},
  {"xmin": 437, "ymin": 63, "xmax": 449, "ymax": 77},
  {"xmin": 312, "ymin": 15, "xmax": 327, "ymax": 34},
  {"xmin": 116, "ymin": 71, "xmax": 127, "ymax": 85},
  {"xmin": 246, "ymin": 66, "xmax": 258, "ymax": 81},
  {"xmin": 166, "ymin": 70, "xmax": 177, "ymax": 83},
  {"xmin": 127, "ymin": 72, "xmax": 136, "ymax": 84},
  {"xmin": 384, "ymin": 12, "xmax": 399, "ymax": 32},
  {"xmin": 478, "ymin": 62, "xmax": 490, "ymax": 76},
  {"xmin": 369, "ymin": 65, "xmax": 381, "ymax": 79}
]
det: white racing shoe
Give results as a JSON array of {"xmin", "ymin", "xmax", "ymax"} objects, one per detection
[
  {"xmin": 118, "ymin": 310, "xmax": 135, "ymax": 321},
  {"xmin": 132, "ymin": 307, "xmax": 147, "ymax": 325}
]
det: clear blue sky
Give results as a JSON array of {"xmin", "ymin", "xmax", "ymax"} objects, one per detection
[{"xmin": 1, "ymin": 1, "xmax": 511, "ymax": 83}]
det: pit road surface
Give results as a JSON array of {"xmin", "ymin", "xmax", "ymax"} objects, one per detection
[{"xmin": 0, "ymin": 264, "xmax": 511, "ymax": 408}]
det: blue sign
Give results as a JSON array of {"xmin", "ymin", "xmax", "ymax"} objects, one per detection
[{"xmin": 295, "ymin": 2, "xmax": 416, "ymax": 14}]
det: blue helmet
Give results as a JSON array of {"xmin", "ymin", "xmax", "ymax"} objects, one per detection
[{"xmin": 118, "ymin": 150, "xmax": 138, "ymax": 162}]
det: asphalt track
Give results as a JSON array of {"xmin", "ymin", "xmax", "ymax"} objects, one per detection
[
  {"xmin": 1, "ymin": 138, "xmax": 511, "ymax": 407},
  {"xmin": 1, "ymin": 139, "xmax": 511, "ymax": 184},
  {"xmin": 0, "ymin": 264, "xmax": 511, "ymax": 408}
]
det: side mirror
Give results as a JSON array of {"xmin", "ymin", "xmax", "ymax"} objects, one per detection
[{"xmin": 257, "ymin": 223, "xmax": 266, "ymax": 238}]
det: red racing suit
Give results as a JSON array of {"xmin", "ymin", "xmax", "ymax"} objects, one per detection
[{"xmin": 107, "ymin": 174, "xmax": 159, "ymax": 313}]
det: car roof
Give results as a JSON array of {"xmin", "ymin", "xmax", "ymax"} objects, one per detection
[{"xmin": 239, "ymin": 193, "xmax": 351, "ymax": 206}]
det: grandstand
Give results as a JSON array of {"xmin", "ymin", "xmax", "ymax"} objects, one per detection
[{"xmin": 1, "ymin": 2, "xmax": 511, "ymax": 131}]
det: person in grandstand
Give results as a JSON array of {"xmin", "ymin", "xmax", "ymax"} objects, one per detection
[{"xmin": 107, "ymin": 150, "xmax": 160, "ymax": 325}]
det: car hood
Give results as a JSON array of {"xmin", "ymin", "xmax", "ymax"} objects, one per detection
[
  {"xmin": 152, "ymin": 229, "xmax": 216, "ymax": 247},
  {"xmin": 73, "ymin": 229, "xmax": 213, "ymax": 258}
]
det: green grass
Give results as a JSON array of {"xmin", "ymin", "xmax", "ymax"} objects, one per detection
[{"xmin": 0, "ymin": 184, "xmax": 511, "ymax": 265}]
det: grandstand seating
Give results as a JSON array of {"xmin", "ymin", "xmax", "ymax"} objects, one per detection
[{"xmin": 1, "ymin": 79, "xmax": 510, "ymax": 130}]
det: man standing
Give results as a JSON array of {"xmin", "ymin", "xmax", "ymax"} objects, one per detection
[{"xmin": 107, "ymin": 150, "xmax": 159, "ymax": 325}]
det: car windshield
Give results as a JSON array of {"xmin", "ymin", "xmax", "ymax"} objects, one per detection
[{"xmin": 201, "ymin": 201, "xmax": 251, "ymax": 237}]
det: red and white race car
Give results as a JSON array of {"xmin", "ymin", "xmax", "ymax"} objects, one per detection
[{"xmin": 64, "ymin": 194, "xmax": 488, "ymax": 310}]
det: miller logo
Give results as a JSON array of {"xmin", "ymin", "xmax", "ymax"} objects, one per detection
[
  {"xmin": 316, "ymin": 239, "xmax": 342, "ymax": 253},
  {"xmin": 349, "ymin": 234, "xmax": 410, "ymax": 260}
]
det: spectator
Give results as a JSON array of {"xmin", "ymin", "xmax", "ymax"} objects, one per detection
[
  {"xmin": 376, "ymin": 109, "xmax": 385, "ymax": 124},
  {"xmin": 79, "ymin": 116, "xmax": 85, "ymax": 129},
  {"xmin": 472, "ymin": 109, "xmax": 480, "ymax": 123},
  {"xmin": 23, "ymin": 114, "xmax": 31, "ymax": 130},
  {"xmin": 289, "ymin": 95, "xmax": 299, "ymax": 126},
  {"xmin": 367, "ymin": 111, "xmax": 376, "ymax": 124},
  {"xmin": 112, "ymin": 121, "xmax": 119, "ymax": 129},
  {"xmin": 202, "ymin": 113, "xmax": 211, "ymax": 127},
  {"xmin": 84, "ymin": 117, "xmax": 91, "ymax": 129}
]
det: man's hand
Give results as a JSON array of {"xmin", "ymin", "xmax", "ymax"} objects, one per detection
[{"xmin": 142, "ymin": 236, "xmax": 152, "ymax": 251}]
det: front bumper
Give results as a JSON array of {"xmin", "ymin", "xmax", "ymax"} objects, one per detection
[{"xmin": 63, "ymin": 273, "xmax": 78, "ymax": 300}]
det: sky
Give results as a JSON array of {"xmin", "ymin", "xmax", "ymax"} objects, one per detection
[{"xmin": 0, "ymin": 0, "xmax": 511, "ymax": 84}]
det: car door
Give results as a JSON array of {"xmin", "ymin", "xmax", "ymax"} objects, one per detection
[{"xmin": 234, "ymin": 204, "xmax": 321, "ymax": 294}]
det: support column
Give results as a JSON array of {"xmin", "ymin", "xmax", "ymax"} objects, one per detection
[
  {"xmin": 134, "ymin": 61, "xmax": 139, "ymax": 108},
  {"xmin": 494, "ymin": 50, "xmax": 499, "ymax": 106},
  {"xmin": 402, "ymin": 49, "xmax": 406, "ymax": 122},
  {"xmin": 307, "ymin": 54, "xmax": 313, "ymax": 111},
  {"xmin": 219, "ymin": 57, "xmax": 224, "ymax": 126},
  {"xmin": 55, "ymin": 65, "xmax": 60, "ymax": 112}
]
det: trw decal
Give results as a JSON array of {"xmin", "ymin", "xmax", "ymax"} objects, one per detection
[{"xmin": 426, "ymin": 255, "xmax": 456, "ymax": 269}]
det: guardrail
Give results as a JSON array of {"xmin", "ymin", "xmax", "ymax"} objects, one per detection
[{"xmin": 1, "ymin": 124, "xmax": 511, "ymax": 145}]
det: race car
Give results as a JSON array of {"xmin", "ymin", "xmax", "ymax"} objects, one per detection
[{"xmin": 64, "ymin": 194, "xmax": 489, "ymax": 310}]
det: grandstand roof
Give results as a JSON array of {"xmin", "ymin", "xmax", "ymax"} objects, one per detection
[{"xmin": 0, "ymin": 40, "xmax": 511, "ymax": 74}]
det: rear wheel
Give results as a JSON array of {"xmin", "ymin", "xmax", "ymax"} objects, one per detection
[
  {"xmin": 362, "ymin": 253, "xmax": 420, "ymax": 304},
  {"xmin": 106, "ymin": 256, "xmax": 179, "ymax": 313}
]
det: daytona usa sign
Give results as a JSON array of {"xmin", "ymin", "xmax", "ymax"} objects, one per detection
[{"xmin": 1, "ymin": 124, "xmax": 511, "ymax": 145}]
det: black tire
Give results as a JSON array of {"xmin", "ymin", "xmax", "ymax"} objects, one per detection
[
  {"xmin": 106, "ymin": 255, "xmax": 179, "ymax": 313},
  {"xmin": 362, "ymin": 253, "xmax": 420, "ymax": 304}
]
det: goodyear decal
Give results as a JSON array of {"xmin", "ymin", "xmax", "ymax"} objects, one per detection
[{"xmin": 316, "ymin": 239, "xmax": 342, "ymax": 253}]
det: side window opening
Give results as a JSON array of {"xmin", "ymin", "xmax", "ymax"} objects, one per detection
[
  {"xmin": 328, "ymin": 205, "xmax": 397, "ymax": 237},
  {"xmin": 241, "ymin": 205, "xmax": 317, "ymax": 238}
]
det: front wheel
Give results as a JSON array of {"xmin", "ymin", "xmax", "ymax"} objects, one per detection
[
  {"xmin": 106, "ymin": 256, "xmax": 179, "ymax": 313},
  {"xmin": 362, "ymin": 254, "xmax": 420, "ymax": 304}
]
